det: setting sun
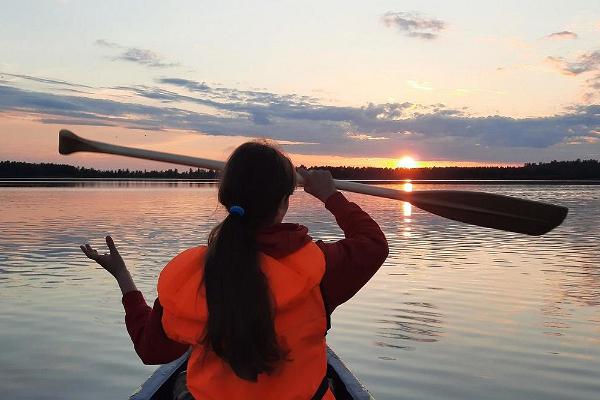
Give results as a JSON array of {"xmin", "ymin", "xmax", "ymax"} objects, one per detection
[{"xmin": 396, "ymin": 156, "xmax": 418, "ymax": 169}]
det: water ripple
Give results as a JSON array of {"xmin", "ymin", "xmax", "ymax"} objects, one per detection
[{"xmin": 1, "ymin": 183, "xmax": 599, "ymax": 399}]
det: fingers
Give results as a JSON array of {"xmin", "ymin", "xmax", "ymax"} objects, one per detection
[
  {"xmin": 315, "ymin": 169, "xmax": 333, "ymax": 180},
  {"xmin": 296, "ymin": 167, "xmax": 308, "ymax": 185},
  {"xmin": 305, "ymin": 169, "xmax": 333, "ymax": 184},
  {"xmin": 105, "ymin": 236, "xmax": 120, "ymax": 255},
  {"xmin": 297, "ymin": 167, "xmax": 309, "ymax": 178},
  {"xmin": 296, "ymin": 168, "xmax": 331, "ymax": 180},
  {"xmin": 296, "ymin": 168, "xmax": 336, "ymax": 202},
  {"xmin": 80, "ymin": 243, "xmax": 99, "ymax": 260}
]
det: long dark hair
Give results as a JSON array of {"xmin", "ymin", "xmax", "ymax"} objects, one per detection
[{"xmin": 203, "ymin": 141, "xmax": 296, "ymax": 381}]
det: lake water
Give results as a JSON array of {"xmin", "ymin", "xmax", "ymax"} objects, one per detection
[{"xmin": 1, "ymin": 182, "xmax": 599, "ymax": 399}]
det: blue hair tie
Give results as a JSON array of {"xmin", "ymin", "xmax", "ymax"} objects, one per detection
[{"xmin": 229, "ymin": 205, "xmax": 245, "ymax": 217}]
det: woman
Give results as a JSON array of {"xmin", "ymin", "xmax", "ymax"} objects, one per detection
[{"xmin": 81, "ymin": 141, "xmax": 388, "ymax": 399}]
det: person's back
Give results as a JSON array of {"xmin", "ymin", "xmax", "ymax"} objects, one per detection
[
  {"xmin": 159, "ymin": 242, "xmax": 330, "ymax": 399},
  {"xmin": 160, "ymin": 142, "xmax": 336, "ymax": 399},
  {"xmin": 80, "ymin": 140, "xmax": 388, "ymax": 400}
]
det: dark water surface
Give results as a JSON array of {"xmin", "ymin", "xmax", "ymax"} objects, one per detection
[{"xmin": 1, "ymin": 182, "xmax": 598, "ymax": 399}]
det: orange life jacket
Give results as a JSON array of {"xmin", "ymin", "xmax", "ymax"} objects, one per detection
[{"xmin": 158, "ymin": 242, "xmax": 336, "ymax": 400}]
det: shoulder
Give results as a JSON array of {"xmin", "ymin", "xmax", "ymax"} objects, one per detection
[
  {"xmin": 166, "ymin": 246, "xmax": 207, "ymax": 265},
  {"xmin": 158, "ymin": 246, "xmax": 207, "ymax": 299},
  {"xmin": 295, "ymin": 241, "xmax": 326, "ymax": 263}
]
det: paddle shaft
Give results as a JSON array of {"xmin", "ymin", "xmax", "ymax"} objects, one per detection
[
  {"xmin": 58, "ymin": 129, "xmax": 413, "ymax": 199},
  {"xmin": 58, "ymin": 130, "xmax": 568, "ymax": 236}
]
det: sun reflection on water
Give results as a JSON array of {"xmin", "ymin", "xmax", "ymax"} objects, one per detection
[
  {"xmin": 403, "ymin": 202, "xmax": 412, "ymax": 218},
  {"xmin": 403, "ymin": 180, "xmax": 412, "ymax": 218}
]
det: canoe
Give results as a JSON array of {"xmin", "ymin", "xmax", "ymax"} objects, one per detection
[{"xmin": 130, "ymin": 345, "xmax": 374, "ymax": 399}]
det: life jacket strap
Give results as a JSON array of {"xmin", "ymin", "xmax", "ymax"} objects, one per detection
[{"xmin": 311, "ymin": 374, "xmax": 330, "ymax": 400}]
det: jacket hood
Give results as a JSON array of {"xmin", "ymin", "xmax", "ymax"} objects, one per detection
[{"xmin": 256, "ymin": 223, "xmax": 312, "ymax": 258}]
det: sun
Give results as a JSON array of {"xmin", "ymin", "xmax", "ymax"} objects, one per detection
[{"xmin": 396, "ymin": 156, "xmax": 418, "ymax": 169}]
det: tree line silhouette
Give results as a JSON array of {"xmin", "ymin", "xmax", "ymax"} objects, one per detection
[
  {"xmin": 1, "ymin": 159, "xmax": 599, "ymax": 180},
  {"xmin": 0, "ymin": 161, "xmax": 218, "ymax": 179},
  {"xmin": 310, "ymin": 159, "xmax": 600, "ymax": 180}
]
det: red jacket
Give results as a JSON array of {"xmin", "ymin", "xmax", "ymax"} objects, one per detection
[{"xmin": 122, "ymin": 192, "xmax": 389, "ymax": 364}]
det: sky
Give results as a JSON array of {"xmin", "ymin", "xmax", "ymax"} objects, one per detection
[{"xmin": 1, "ymin": 0, "xmax": 600, "ymax": 169}]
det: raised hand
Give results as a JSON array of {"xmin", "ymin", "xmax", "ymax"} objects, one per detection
[
  {"xmin": 297, "ymin": 168, "xmax": 338, "ymax": 203},
  {"xmin": 80, "ymin": 236, "xmax": 127, "ymax": 278}
]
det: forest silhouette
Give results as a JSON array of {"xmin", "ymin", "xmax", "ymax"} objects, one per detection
[{"xmin": 1, "ymin": 159, "xmax": 599, "ymax": 180}]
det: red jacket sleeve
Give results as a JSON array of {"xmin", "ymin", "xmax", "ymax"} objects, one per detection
[
  {"xmin": 317, "ymin": 192, "xmax": 389, "ymax": 315},
  {"xmin": 122, "ymin": 290, "xmax": 189, "ymax": 365}
]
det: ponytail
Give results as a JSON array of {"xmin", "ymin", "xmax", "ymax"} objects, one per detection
[{"xmin": 203, "ymin": 141, "xmax": 295, "ymax": 381}]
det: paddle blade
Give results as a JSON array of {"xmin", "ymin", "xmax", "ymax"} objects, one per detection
[{"xmin": 408, "ymin": 190, "xmax": 568, "ymax": 236}]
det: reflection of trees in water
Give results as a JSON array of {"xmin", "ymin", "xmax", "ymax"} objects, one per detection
[
  {"xmin": 375, "ymin": 302, "xmax": 444, "ymax": 351},
  {"xmin": 0, "ymin": 181, "xmax": 220, "ymax": 188}
]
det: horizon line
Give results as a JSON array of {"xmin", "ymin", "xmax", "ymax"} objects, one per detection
[{"xmin": 3, "ymin": 158, "xmax": 600, "ymax": 172}]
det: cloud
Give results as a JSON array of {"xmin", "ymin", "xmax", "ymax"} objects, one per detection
[
  {"xmin": 546, "ymin": 50, "xmax": 600, "ymax": 76},
  {"xmin": 381, "ymin": 12, "xmax": 446, "ymax": 40},
  {"xmin": 545, "ymin": 31, "xmax": 578, "ymax": 40},
  {"xmin": 117, "ymin": 48, "xmax": 179, "ymax": 68},
  {"xmin": 547, "ymin": 50, "xmax": 600, "ymax": 102},
  {"xmin": 0, "ymin": 72, "xmax": 92, "ymax": 89},
  {"xmin": 94, "ymin": 39, "xmax": 120, "ymax": 48},
  {"xmin": 582, "ymin": 74, "xmax": 600, "ymax": 102},
  {"xmin": 407, "ymin": 80, "xmax": 434, "ymax": 91},
  {"xmin": 158, "ymin": 78, "xmax": 210, "ymax": 92},
  {"xmin": 158, "ymin": 77, "xmax": 319, "ymax": 106},
  {"xmin": 94, "ymin": 39, "xmax": 179, "ymax": 68},
  {"xmin": 347, "ymin": 133, "xmax": 389, "ymax": 141},
  {"xmin": 0, "ymin": 75, "xmax": 599, "ymax": 161}
]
